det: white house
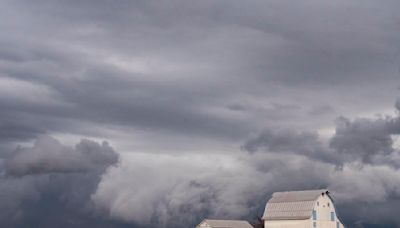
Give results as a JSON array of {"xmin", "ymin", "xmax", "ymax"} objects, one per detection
[
  {"xmin": 196, "ymin": 189, "xmax": 345, "ymax": 228},
  {"xmin": 263, "ymin": 189, "xmax": 345, "ymax": 228},
  {"xmin": 196, "ymin": 219, "xmax": 253, "ymax": 228}
]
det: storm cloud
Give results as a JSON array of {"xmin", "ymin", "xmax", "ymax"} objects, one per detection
[
  {"xmin": 0, "ymin": 136, "xmax": 120, "ymax": 228},
  {"xmin": 1, "ymin": 0, "xmax": 400, "ymax": 227}
]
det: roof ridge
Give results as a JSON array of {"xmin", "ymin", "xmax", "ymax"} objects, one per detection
[
  {"xmin": 272, "ymin": 189, "xmax": 328, "ymax": 194},
  {"xmin": 204, "ymin": 219, "xmax": 250, "ymax": 222}
]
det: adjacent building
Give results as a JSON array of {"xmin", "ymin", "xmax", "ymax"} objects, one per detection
[{"xmin": 196, "ymin": 219, "xmax": 253, "ymax": 228}]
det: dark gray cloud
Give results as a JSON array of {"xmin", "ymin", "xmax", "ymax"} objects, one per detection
[
  {"xmin": 244, "ymin": 129, "xmax": 324, "ymax": 154},
  {"xmin": 0, "ymin": 136, "xmax": 123, "ymax": 228},
  {"xmin": 242, "ymin": 128, "xmax": 341, "ymax": 165},
  {"xmin": 1, "ymin": 0, "xmax": 400, "ymax": 227},
  {"xmin": 330, "ymin": 117, "xmax": 395, "ymax": 165},
  {"xmin": 5, "ymin": 135, "xmax": 118, "ymax": 176},
  {"xmin": 243, "ymin": 102, "xmax": 400, "ymax": 166}
]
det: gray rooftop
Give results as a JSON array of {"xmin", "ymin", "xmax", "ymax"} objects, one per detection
[
  {"xmin": 198, "ymin": 219, "xmax": 253, "ymax": 228},
  {"xmin": 263, "ymin": 189, "xmax": 329, "ymax": 220}
]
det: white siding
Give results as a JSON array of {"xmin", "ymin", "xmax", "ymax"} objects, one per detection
[
  {"xmin": 265, "ymin": 219, "xmax": 308, "ymax": 228},
  {"xmin": 311, "ymin": 195, "xmax": 345, "ymax": 228}
]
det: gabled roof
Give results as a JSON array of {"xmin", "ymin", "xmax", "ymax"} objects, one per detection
[
  {"xmin": 198, "ymin": 219, "xmax": 253, "ymax": 228},
  {"xmin": 263, "ymin": 189, "xmax": 328, "ymax": 221}
]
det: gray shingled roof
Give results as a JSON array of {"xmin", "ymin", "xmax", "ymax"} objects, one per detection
[
  {"xmin": 198, "ymin": 219, "xmax": 253, "ymax": 228},
  {"xmin": 263, "ymin": 189, "xmax": 328, "ymax": 220}
]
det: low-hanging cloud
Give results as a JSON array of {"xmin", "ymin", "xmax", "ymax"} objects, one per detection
[
  {"xmin": 91, "ymin": 152, "xmax": 330, "ymax": 228},
  {"xmin": 0, "ymin": 136, "xmax": 122, "ymax": 228}
]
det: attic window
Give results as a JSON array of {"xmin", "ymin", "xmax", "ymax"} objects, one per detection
[{"xmin": 328, "ymin": 202, "xmax": 330, "ymax": 207}]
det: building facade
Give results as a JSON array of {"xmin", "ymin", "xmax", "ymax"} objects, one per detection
[{"xmin": 263, "ymin": 189, "xmax": 345, "ymax": 228}]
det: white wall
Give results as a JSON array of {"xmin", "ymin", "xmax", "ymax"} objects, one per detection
[
  {"xmin": 312, "ymin": 194, "xmax": 344, "ymax": 228},
  {"xmin": 265, "ymin": 219, "xmax": 308, "ymax": 228}
]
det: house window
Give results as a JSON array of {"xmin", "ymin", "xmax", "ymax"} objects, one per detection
[
  {"xmin": 313, "ymin": 221, "xmax": 317, "ymax": 227},
  {"xmin": 336, "ymin": 222, "xmax": 340, "ymax": 228},
  {"xmin": 312, "ymin": 210, "xmax": 317, "ymax": 220},
  {"xmin": 328, "ymin": 202, "xmax": 330, "ymax": 207},
  {"xmin": 317, "ymin": 201, "xmax": 319, "ymax": 206},
  {"xmin": 331, "ymin": 212, "xmax": 335, "ymax": 221}
]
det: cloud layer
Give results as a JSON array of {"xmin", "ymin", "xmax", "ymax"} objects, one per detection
[{"xmin": 1, "ymin": 0, "xmax": 400, "ymax": 227}]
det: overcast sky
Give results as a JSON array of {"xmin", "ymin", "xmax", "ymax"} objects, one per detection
[{"xmin": 1, "ymin": 1, "xmax": 400, "ymax": 228}]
